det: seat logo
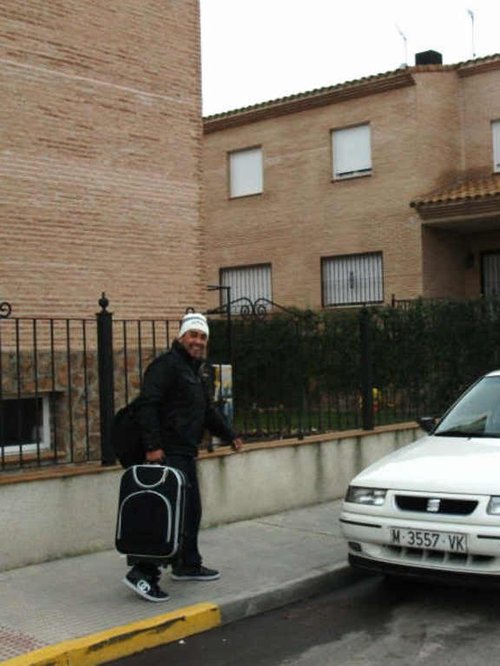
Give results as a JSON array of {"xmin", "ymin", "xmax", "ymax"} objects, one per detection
[{"xmin": 426, "ymin": 498, "xmax": 441, "ymax": 512}]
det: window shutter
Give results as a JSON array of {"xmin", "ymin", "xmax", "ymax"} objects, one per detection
[
  {"xmin": 493, "ymin": 121, "xmax": 500, "ymax": 171},
  {"xmin": 220, "ymin": 264, "xmax": 272, "ymax": 312},
  {"xmin": 333, "ymin": 125, "xmax": 372, "ymax": 178},
  {"xmin": 229, "ymin": 148, "xmax": 263, "ymax": 197}
]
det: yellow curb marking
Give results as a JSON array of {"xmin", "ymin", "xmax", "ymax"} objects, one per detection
[{"xmin": 1, "ymin": 602, "xmax": 221, "ymax": 666}]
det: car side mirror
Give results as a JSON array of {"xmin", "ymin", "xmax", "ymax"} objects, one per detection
[{"xmin": 417, "ymin": 416, "xmax": 438, "ymax": 433}]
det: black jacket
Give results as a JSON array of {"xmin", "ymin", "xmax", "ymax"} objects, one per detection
[{"xmin": 136, "ymin": 341, "xmax": 236, "ymax": 457}]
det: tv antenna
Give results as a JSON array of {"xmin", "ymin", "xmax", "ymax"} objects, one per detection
[
  {"xmin": 467, "ymin": 8, "xmax": 476, "ymax": 58},
  {"xmin": 396, "ymin": 24, "xmax": 408, "ymax": 66}
]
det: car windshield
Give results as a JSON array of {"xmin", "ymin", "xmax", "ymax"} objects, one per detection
[{"xmin": 435, "ymin": 376, "xmax": 500, "ymax": 438}]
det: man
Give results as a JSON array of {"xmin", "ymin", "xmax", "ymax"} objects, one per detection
[{"xmin": 123, "ymin": 312, "xmax": 243, "ymax": 602}]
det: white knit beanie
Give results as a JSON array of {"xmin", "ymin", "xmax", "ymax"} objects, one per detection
[{"xmin": 178, "ymin": 312, "xmax": 209, "ymax": 338}]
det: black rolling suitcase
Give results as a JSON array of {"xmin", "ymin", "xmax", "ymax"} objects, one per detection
[{"xmin": 115, "ymin": 464, "xmax": 187, "ymax": 562}]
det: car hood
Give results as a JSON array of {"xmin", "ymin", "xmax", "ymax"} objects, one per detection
[{"xmin": 352, "ymin": 435, "xmax": 500, "ymax": 495}]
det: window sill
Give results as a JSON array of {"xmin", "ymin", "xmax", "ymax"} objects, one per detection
[
  {"xmin": 323, "ymin": 300, "xmax": 384, "ymax": 309},
  {"xmin": 228, "ymin": 191, "xmax": 263, "ymax": 201},
  {"xmin": 332, "ymin": 171, "xmax": 372, "ymax": 182},
  {"xmin": 1, "ymin": 449, "xmax": 66, "ymax": 466}
]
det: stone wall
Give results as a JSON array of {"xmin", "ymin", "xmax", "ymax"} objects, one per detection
[{"xmin": 0, "ymin": 423, "xmax": 422, "ymax": 571}]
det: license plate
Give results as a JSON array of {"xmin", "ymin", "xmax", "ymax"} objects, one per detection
[{"xmin": 390, "ymin": 527, "xmax": 468, "ymax": 553}]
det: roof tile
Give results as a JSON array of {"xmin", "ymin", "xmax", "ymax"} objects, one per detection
[
  {"xmin": 411, "ymin": 173, "xmax": 500, "ymax": 208},
  {"xmin": 204, "ymin": 53, "xmax": 500, "ymax": 122}
]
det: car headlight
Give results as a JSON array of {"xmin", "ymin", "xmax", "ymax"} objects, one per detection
[
  {"xmin": 345, "ymin": 486, "xmax": 387, "ymax": 506},
  {"xmin": 487, "ymin": 496, "xmax": 500, "ymax": 515}
]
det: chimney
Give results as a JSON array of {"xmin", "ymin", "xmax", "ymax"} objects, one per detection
[{"xmin": 415, "ymin": 50, "xmax": 443, "ymax": 65}]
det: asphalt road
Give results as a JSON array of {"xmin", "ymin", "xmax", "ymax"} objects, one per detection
[{"xmin": 110, "ymin": 573, "xmax": 500, "ymax": 666}]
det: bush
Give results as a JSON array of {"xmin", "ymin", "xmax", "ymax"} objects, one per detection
[{"xmin": 207, "ymin": 297, "xmax": 500, "ymax": 433}]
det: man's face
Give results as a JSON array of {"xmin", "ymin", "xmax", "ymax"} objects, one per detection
[{"xmin": 179, "ymin": 329, "xmax": 208, "ymax": 359}]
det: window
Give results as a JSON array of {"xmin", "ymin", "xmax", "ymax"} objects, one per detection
[
  {"xmin": 0, "ymin": 396, "xmax": 50, "ymax": 454},
  {"xmin": 229, "ymin": 147, "xmax": 263, "ymax": 198},
  {"xmin": 481, "ymin": 251, "xmax": 500, "ymax": 296},
  {"xmin": 322, "ymin": 252, "xmax": 383, "ymax": 306},
  {"xmin": 332, "ymin": 124, "xmax": 372, "ymax": 180},
  {"xmin": 493, "ymin": 121, "xmax": 500, "ymax": 172},
  {"xmin": 220, "ymin": 264, "xmax": 272, "ymax": 313}
]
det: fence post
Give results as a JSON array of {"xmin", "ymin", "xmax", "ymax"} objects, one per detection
[
  {"xmin": 96, "ymin": 293, "xmax": 115, "ymax": 465},
  {"xmin": 359, "ymin": 306, "xmax": 374, "ymax": 430},
  {"xmin": 207, "ymin": 284, "xmax": 232, "ymax": 365},
  {"xmin": 226, "ymin": 299, "xmax": 233, "ymax": 366}
]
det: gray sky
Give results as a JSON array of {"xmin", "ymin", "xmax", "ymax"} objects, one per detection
[{"xmin": 200, "ymin": 0, "xmax": 500, "ymax": 116}]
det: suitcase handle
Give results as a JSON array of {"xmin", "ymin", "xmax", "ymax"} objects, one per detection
[{"xmin": 132, "ymin": 465, "xmax": 169, "ymax": 488}]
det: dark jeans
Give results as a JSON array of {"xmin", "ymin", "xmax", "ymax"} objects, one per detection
[
  {"xmin": 164, "ymin": 454, "xmax": 202, "ymax": 568},
  {"xmin": 128, "ymin": 454, "xmax": 202, "ymax": 578}
]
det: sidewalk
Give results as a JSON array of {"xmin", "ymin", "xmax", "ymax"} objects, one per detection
[{"xmin": 0, "ymin": 499, "xmax": 358, "ymax": 666}]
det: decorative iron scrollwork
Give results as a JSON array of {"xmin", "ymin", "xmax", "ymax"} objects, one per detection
[
  {"xmin": 207, "ymin": 296, "xmax": 304, "ymax": 321},
  {"xmin": 0, "ymin": 301, "xmax": 12, "ymax": 319}
]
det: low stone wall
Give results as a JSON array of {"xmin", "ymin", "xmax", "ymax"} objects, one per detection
[{"xmin": 0, "ymin": 423, "xmax": 421, "ymax": 571}]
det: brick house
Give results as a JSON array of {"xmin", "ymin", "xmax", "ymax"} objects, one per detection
[
  {"xmin": 203, "ymin": 51, "xmax": 500, "ymax": 312},
  {"xmin": 1, "ymin": 0, "xmax": 205, "ymax": 320}
]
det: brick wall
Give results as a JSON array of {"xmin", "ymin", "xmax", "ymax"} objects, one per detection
[
  {"xmin": 204, "ymin": 80, "xmax": 425, "ymax": 309},
  {"xmin": 461, "ymin": 67, "xmax": 500, "ymax": 170},
  {"xmin": 0, "ymin": 0, "xmax": 205, "ymax": 319},
  {"xmin": 419, "ymin": 65, "xmax": 500, "ymax": 298}
]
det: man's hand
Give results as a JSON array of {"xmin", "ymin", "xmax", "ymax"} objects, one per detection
[
  {"xmin": 231, "ymin": 438, "xmax": 243, "ymax": 452},
  {"xmin": 145, "ymin": 448, "xmax": 165, "ymax": 463}
]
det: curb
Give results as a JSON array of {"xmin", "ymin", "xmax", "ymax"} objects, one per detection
[
  {"xmin": 218, "ymin": 562, "xmax": 361, "ymax": 625},
  {"xmin": 2, "ymin": 562, "xmax": 359, "ymax": 666},
  {"xmin": 1, "ymin": 602, "xmax": 221, "ymax": 666}
]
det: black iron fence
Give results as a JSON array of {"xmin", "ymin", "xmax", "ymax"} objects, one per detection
[
  {"xmin": 3, "ymin": 294, "xmax": 500, "ymax": 471},
  {"xmin": 0, "ymin": 314, "xmax": 98, "ymax": 469},
  {"xmin": 0, "ymin": 295, "xmax": 179, "ymax": 471},
  {"xmin": 207, "ymin": 296, "xmax": 500, "ymax": 441}
]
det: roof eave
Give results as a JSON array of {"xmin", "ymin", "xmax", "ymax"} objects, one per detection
[
  {"xmin": 411, "ymin": 196, "xmax": 500, "ymax": 221},
  {"xmin": 203, "ymin": 53, "xmax": 500, "ymax": 133},
  {"xmin": 457, "ymin": 57, "xmax": 500, "ymax": 78},
  {"xmin": 203, "ymin": 71, "xmax": 415, "ymax": 134}
]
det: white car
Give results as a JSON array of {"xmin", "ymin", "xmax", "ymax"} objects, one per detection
[{"xmin": 340, "ymin": 370, "xmax": 500, "ymax": 581}]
